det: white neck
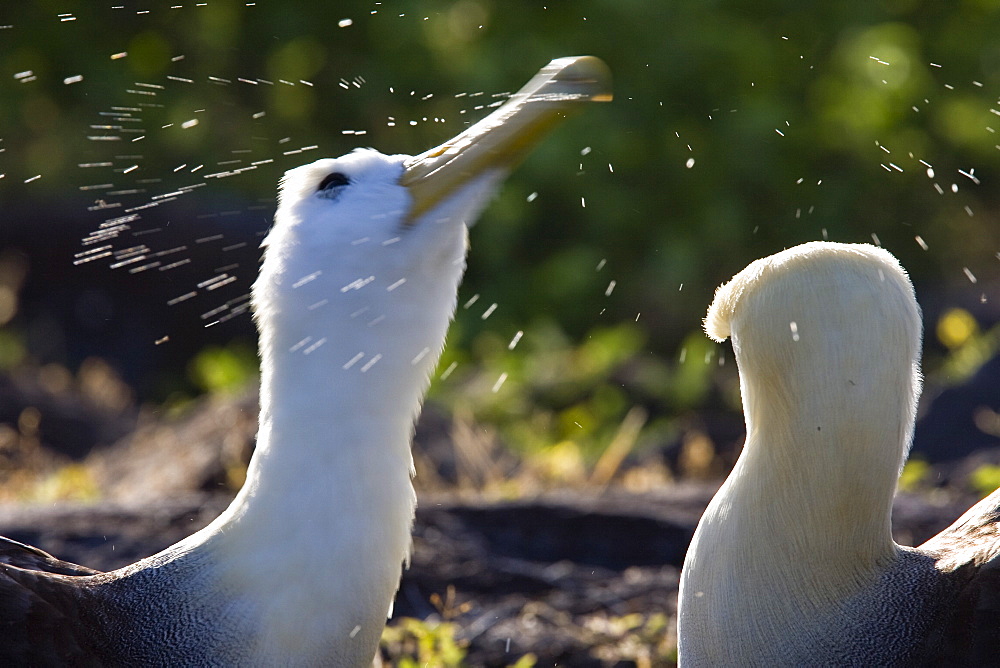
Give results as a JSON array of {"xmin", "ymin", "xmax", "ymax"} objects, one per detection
[
  {"xmin": 678, "ymin": 370, "xmax": 906, "ymax": 664},
  {"xmin": 735, "ymin": 354, "xmax": 903, "ymax": 570},
  {"xmin": 679, "ymin": 322, "xmax": 916, "ymax": 665},
  {"xmin": 194, "ymin": 341, "xmax": 419, "ymax": 662},
  {"xmin": 156, "ymin": 209, "xmax": 469, "ymax": 664}
]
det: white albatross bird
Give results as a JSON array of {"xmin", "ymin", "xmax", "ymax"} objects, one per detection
[
  {"xmin": 0, "ymin": 56, "xmax": 611, "ymax": 666},
  {"xmin": 677, "ymin": 241, "xmax": 1000, "ymax": 666}
]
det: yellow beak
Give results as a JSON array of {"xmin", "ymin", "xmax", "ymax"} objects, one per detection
[{"xmin": 400, "ymin": 55, "xmax": 613, "ymax": 224}]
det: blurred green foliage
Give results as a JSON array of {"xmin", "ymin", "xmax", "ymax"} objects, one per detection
[
  {"xmin": 0, "ymin": 329, "xmax": 27, "ymax": 370},
  {"xmin": 379, "ymin": 617, "xmax": 467, "ymax": 668},
  {"xmin": 934, "ymin": 307, "xmax": 1000, "ymax": 383},
  {"xmin": 1, "ymin": 1, "xmax": 999, "ymax": 456},
  {"xmin": 430, "ymin": 320, "xmax": 714, "ymax": 477},
  {"xmin": 897, "ymin": 457, "xmax": 931, "ymax": 492},
  {"xmin": 587, "ymin": 612, "xmax": 675, "ymax": 667},
  {"xmin": 188, "ymin": 343, "xmax": 258, "ymax": 395},
  {"xmin": 970, "ymin": 462, "xmax": 1000, "ymax": 497}
]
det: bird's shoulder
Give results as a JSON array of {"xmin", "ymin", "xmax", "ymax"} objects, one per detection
[{"xmin": 913, "ymin": 487, "xmax": 1000, "ymax": 666}]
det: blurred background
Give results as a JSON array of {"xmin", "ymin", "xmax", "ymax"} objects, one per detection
[{"xmin": 1, "ymin": 1, "xmax": 999, "ymax": 663}]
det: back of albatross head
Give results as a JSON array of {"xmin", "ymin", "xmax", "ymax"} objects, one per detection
[
  {"xmin": 678, "ymin": 241, "xmax": 1000, "ymax": 666},
  {"xmin": 0, "ymin": 57, "xmax": 611, "ymax": 667}
]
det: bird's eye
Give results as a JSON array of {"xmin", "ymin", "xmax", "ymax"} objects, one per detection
[{"xmin": 317, "ymin": 172, "xmax": 350, "ymax": 199}]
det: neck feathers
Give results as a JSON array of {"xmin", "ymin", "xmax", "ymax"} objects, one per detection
[{"xmin": 165, "ymin": 215, "xmax": 469, "ymax": 661}]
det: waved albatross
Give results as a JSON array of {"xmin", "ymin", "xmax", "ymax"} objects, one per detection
[
  {"xmin": 678, "ymin": 241, "xmax": 1000, "ymax": 666},
  {"xmin": 0, "ymin": 56, "xmax": 612, "ymax": 666}
]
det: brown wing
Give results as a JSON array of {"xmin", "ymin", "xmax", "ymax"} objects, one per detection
[
  {"xmin": 0, "ymin": 536, "xmax": 107, "ymax": 665},
  {"xmin": 914, "ymin": 487, "xmax": 1000, "ymax": 666}
]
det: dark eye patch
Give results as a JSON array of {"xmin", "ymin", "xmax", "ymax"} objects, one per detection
[{"xmin": 316, "ymin": 172, "xmax": 351, "ymax": 192}]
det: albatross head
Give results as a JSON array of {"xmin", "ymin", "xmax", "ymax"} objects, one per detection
[
  {"xmin": 705, "ymin": 241, "xmax": 923, "ymax": 474},
  {"xmin": 252, "ymin": 56, "xmax": 613, "ymax": 392}
]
